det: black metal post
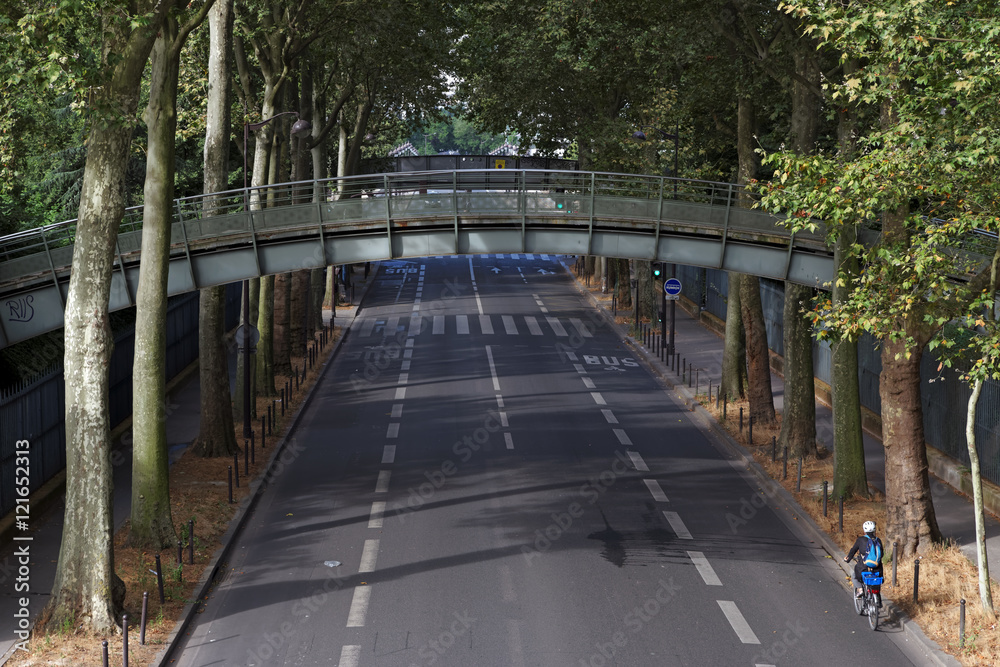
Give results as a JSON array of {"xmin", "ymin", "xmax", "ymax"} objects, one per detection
[
  {"xmin": 140, "ymin": 592, "xmax": 148, "ymax": 645},
  {"xmin": 913, "ymin": 559, "xmax": 921, "ymax": 603},
  {"xmin": 748, "ymin": 416, "xmax": 753, "ymax": 445},
  {"xmin": 261, "ymin": 416, "xmax": 266, "ymax": 449},
  {"xmin": 234, "ymin": 453, "xmax": 240, "ymax": 488},
  {"xmin": 782, "ymin": 447, "xmax": 788, "ymax": 479},
  {"xmin": 188, "ymin": 519, "xmax": 194, "ymax": 565},
  {"xmin": 739, "ymin": 407, "xmax": 743, "ymax": 431},
  {"xmin": 892, "ymin": 542, "xmax": 898, "ymax": 586},
  {"xmin": 771, "ymin": 435, "xmax": 776, "ymax": 462},
  {"xmin": 123, "ymin": 614, "xmax": 129, "ymax": 667},
  {"xmin": 228, "ymin": 466, "xmax": 233, "ymax": 503},
  {"xmin": 823, "ymin": 481, "xmax": 828, "ymax": 516},
  {"xmin": 838, "ymin": 497, "xmax": 844, "ymax": 533},
  {"xmin": 960, "ymin": 598, "xmax": 966, "ymax": 647},
  {"xmin": 154, "ymin": 554, "xmax": 165, "ymax": 603},
  {"xmin": 102, "ymin": 640, "xmax": 109, "ymax": 667},
  {"xmin": 176, "ymin": 540, "xmax": 182, "ymax": 566},
  {"xmin": 669, "ymin": 264, "xmax": 677, "ymax": 356}
]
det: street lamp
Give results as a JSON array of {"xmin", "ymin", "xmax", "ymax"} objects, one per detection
[
  {"xmin": 240, "ymin": 109, "xmax": 312, "ymax": 437},
  {"xmin": 633, "ymin": 124, "xmax": 680, "ymax": 356}
]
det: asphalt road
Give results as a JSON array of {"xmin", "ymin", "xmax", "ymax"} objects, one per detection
[{"xmin": 172, "ymin": 256, "xmax": 928, "ymax": 667}]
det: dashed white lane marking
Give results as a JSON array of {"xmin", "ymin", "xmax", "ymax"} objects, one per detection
[
  {"xmin": 498, "ymin": 411, "xmax": 509, "ymax": 427},
  {"xmin": 394, "ymin": 387, "xmax": 406, "ymax": 400},
  {"xmin": 505, "ymin": 433, "xmax": 514, "ymax": 449},
  {"xmin": 574, "ymin": 364, "xmax": 586, "ymax": 374},
  {"xmin": 359, "ymin": 539, "xmax": 379, "ymax": 573},
  {"xmin": 398, "ymin": 372, "xmax": 408, "ymax": 385},
  {"xmin": 457, "ymin": 314, "xmax": 470, "ymax": 334},
  {"xmin": 687, "ymin": 551, "xmax": 722, "ymax": 585},
  {"xmin": 643, "ymin": 479, "xmax": 669, "ymax": 502},
  {"xmin": 405, "ymin": 338, "xmax": 414, "ymax": 348},
  {"xmin": 403, "ymin": 348, "xmax": 413, "ymax": 359},
  {"xmin": 338, "ymin": 645, "xmax": 361, "ymax": 667},
  {"xmin": 469, "ymin": 257, "xmax": 484, "ymax": 315},
  {"xmin": 391, "ymin": 404, "xmax": 403, "ymax": 418},
  {"xmin": 368, "ymin": 502, "xmax": 386, "ymax": 528},
  {"xmin": 525, "ymin": 254, "xmax": 534, "ymax": 259},
  {"xmin": 401, "ymin": 360, "xmax": 411, "ymax": 371},
  {"xmin": 756, "ymin": 664, "xmax": 776, "ymax": 667},
  {"xmin": 502, "ymin": 315, "xmax": 518, "ymax": 335},
  {"xmin": 485, "ymin": 345, "xmax": 501, "ymax": 391},
  {"xmin": 570, "ymin": 318, "xmax": 593, "ymax": 338},
  {"xmin": 590, "ymin": 392, "xmax": 606, "ymax": 405},
  {"xmin": 496, "ymin": 394, "xmax": 505, "ymax": 409},
  {"xmin": 524, "ymin": 316, "xmax": 543, "ymax": 336},
  {"xmin": 381, "ymin": 445, "xmax": 396, "ymax": 464},
  {"xmin": 412, "ymin": 303, "xmax": 420, "ymax": 311},
  {"xmin": 386, "ymin": 423, "xmax": 399, "ymax": 438},
  {"xmin": 375, "ymin": 471, "xmax": 390, "ymax": 493},
  {"xmin": 662, "ymin": 511, "xmax": 692, "ymax": 539},
  {"xmin": 433, "ymin": 315, "xmax": 445, "ymax": 334},
  {"xmin": 601, "ymin": 409, "xmax": 618, "ymax": 424},
  {"xmin": 582, "ymin": 377, "xmax": 596, "ymax": 389},
  {"xmin": 717, "ymin": 601, "xmax": 760, "ymax": 644},
  {"xmin": 546, "ymin": 316, "xmax": 568, "ymax": 336},
  {"xmin": 480, "ymin": 315, "xmax": 494, "ymax": 334},
  {"xmin": 613, "ymin": 429, "xmax": 632, "ymax": 446},
  {"xmin": 563, "ymin": 349, "xmax": 578, "ymax": 361},
  {"xmin": 627, "ymin": 450, "xmax": 648, "ymax": 471},
  {"xmin": 346, "ymin": 586, "xmax": 372, "ymax": 627}
]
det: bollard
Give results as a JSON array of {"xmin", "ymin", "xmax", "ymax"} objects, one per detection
[
  {"xmin": 122, "ymin": 613, "xmax": 129, "ymax": 667},
  {"xmin": 140, "ymin": 592, "xmax": 148, "ymax": 645},
  {"xmin": 154, "ymin": 554, "xmax": 165, "ymax": 604},
  {"xmin": 739, "ymin": 407, "xmax": 743, "ymax": 432},
  {"xmin": 771, "ymin": 435, "xmax": 776, "ymax": 462},
  {"xmin": 796, "ymin": 455, "xmax": 803, "ymax": 492},
  {"xmin": 695, "ymin": 369, "xmax": 700, "ymax": 396},
  {"xmin": 708, "ymin": 381, "xmax": 712, "ymax": 404},
  {"xmin": 748, "ymin": 416, "xmax": 753, "ymax": 445},
  {"xmin": 261, "ymin": 416, "xmax": 266, "ymax": 450},
  {"xmin": 188, "ymin": 519, "xmax": 195, "ymax": 565},
  {"xmin": 688, "ymin": 363, "xmax": 693, "ymax": 388},
  {"xmin": 823, "ymin": 481, "xmax": 828, "ymax": 516},
  {"xmin": 102, "ymin": 640, "xmax": 109, "ymax": 667},
  {"xmin": 682, "ymin": 359, "xmax": 687, "ymax": 384},
  {"xmin": 960, "ymin": 598, "xmax": 966, "ymax": 648},
  {"xmin": 892, "ymin": 542, "xmax": 898, "ymax": 586},
  {"xmin": 783, "ymin": 447, "xmax": 788, "ymax": 479},
  {"xmin": 914, "ymin": 558, "xmax": 921, "ymax": 603},
  {"xmin": 233, "ymin": 452, "xmax": 240, "ymax": 488},
  {"xmin": 295, "ymin": 368, "xmax": 300, "ymax": 391},
  {"xmin": 228, "ymin": 466, "xmax": 233, "ymax": 503},
  {"xmin": 838, "ymin": 496, "xmax": 844, "ymax": 533},
  {"xmin": 244, "ymin": 439, "xmax": 249, "ymax": 476},
  {"xmin": 176, "ymin": 540, "xmax": 182, "ymax": 566},
  {"xmin": 281, "ymin": 386, "xmax": 286, "ymax": 416},
  {"xmin": 675, "ymin": 353, "xmax": 680, "ymax": 374},
  {"xmin": 716, "ymin": 385, "xmax": 721, "ymax": 408}
]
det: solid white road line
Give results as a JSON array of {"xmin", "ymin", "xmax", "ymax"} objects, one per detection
[
  {"xmin": 582, "ymin": 377, "xmax": 596, "ymax": 389},
  {"xmin": 375, "ymin": 471, "xmax": 390, "ymax": 493},
  {"xmin": 368, "ymin": 502, "xmax": 386, "ymax": 528},
  {"xmin": 391, "ymin": 404, "xmax": 403, "ymax": 418},
  {"xmin": 359, "ymin": 539, "xmax": 379, "ymax": 573},
  {"xmin": 338, "ymin": 645, "xmax": 361, "ymax": 667},
  {"xmin": 505, "ymin": 433, "xmax": 514, "ymax": 449},
  {"xmin": 662, "ymin": 511, "xmax": 692, "ymax": 539},
  {"xmin": 613, "ymin": 429, "xmax": 632, "ymax": 446},
  {"xmin": 687, "ymin": 551, "xmax": 722, "ymax": 585},
  {"xmin": 485, "ymin": 345, "xmax": 501, "ymax": 391},
  {"xmin": 433, "ymin": 315, "xmax": 445, "ymax": 334},
  {"xmin": 381, "ymin": 445, "xmax": 396, "ymax": 464},
  {"xmin": 480, "ymin": 314, "xmax": 494, "ymax": 334},
  {"xmin": 502, "ymin": 315, "xmax": 519, "ymax": 335},
  {"xmin": 346, "ymin": 586, "xmax": 372, "ymax": 627},
  {"xmin": 525, "ymin": 316, "xmax": 543, "ymax": 335},
  {"xmin": 469, "ymin": 257, "xmax": 484, "ymax": 314},
  {"xmin": 457, "ymin": 314, "xmax": 470, "ymax": 334},
  {"xmin": 546, "ymin": 316, "xmax": 568, "ymax": 336},
  {"xmin": 601, "ymin": 409, "xmax": 618, "ymax": 424},
  {"xmin": 643, "ymin": 479, "xmax": 669, "ymax": 502},
  {"xmin": 590, "ymin": 392, "xmax": 606, "ymax": 405},
  {"xmin": 386, "ymin": 423, "xmax": 399, "ymax": 438},
  {"xmin": 627, "ymin": 450, "xmax": 648, "ymax": 471},
  {"xmin": 717, "ymin": 600, "xmax": 760, "ymax": 644}
]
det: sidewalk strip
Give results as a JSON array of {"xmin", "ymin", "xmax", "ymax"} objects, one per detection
[
  {"xmin": 346, "ymin": 586, "xmax": 372, "ymax": 627},
  {"xmin": 601, "ymin": 409, "xmax": 618, "ymax": 424},
  {"xmin": 386, "ymin": 423, "xmax": 399, "ymax": 438},
  {"xmin": 717, "ymin": 601, "xmax": 760, "ymax": 644},
  {"xmin": 643, "ymin": 479, "xmax": 669, "ymax": 502},
  {"xmin": 662, "ymin": 511, "xmax": 692, "ymax": 539},
  {"xmin": 687, "ymin": 551, "xmax": 722, "ymax": 585},
  {"xmin": 375, "ymin": 471, "xmax": 391, "ymax": 493},
  {"xmin": 382, "ymin": 445, "xmax": 396, "ymax": 464},
  {"xmin": 359, "ymin": 539, "xmax": 379, "ymax": 573},
  {"xmin": 338, "ymin": 645, "xmax": 361, "ymax": 667},
  {"xmin": 590, "ymin": 392, "xmax": 606, "ymax": 405},
  {"xmin": 627, "ymin": 450, "xmax": 648, "ymax": 471},
  {"xmin": 613, "ymin": 429, "xmax": 632, "ymax": 446},
  {"xmin": 368, "ymin": 502, "xmax": 386, "ymax": 528}
]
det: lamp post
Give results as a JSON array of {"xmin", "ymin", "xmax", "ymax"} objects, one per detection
[
  {"xmin": 633, "ymin": 124, "xmax": 680, "ymax": 356},
  {"xmin": 241, "ymin": 109, "xmax": 311, "ymax": 437}
]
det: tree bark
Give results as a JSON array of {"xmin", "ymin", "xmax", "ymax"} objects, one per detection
[
  {"xmin": 274, "ymin": 272, "xmax": 292, "ymax": 374},
  {"xmin": 46, "ymin": 0, "xmax": 171, "ymax": 634},
  {"xmin": 256, "ymin": 274, "xmax": 277, "ymax": 396},
  {"xmin": 740, "ymin": 275, "xmax": 776, "ymax": 425},
  {"xmin": 721, "ymin": 272, "xmax": 746, "ymax": 401},
  {"xmin": 777, "ymin": 283, "xmax": 816, "ymax": 457},
  {"xmin": 311, "ymin": 267, "xmax": 325, "ymax": 333},
  {"xmin": 966, "ymin": 379, "xmax": 996, "ymax": 614},
  {"xmin": 290, "ymin": 269, "xmax": 308, "ymax": 357}
]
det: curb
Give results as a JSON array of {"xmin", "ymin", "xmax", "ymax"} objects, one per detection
[
  {"xmin": 564, "ymin": 265, "xmax": 961, "ymax": 667},
  {"xmin": 153, "ymin": 268, "xmax": 379, "ymax": 666}
]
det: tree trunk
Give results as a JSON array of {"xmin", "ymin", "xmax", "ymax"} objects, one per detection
[
  {"xmin": 46, "ymin": 1, "xmax": 171, "ymax": 634},
  {"xmin": 721, "ymin": 272, "xmax": 746, "ymax": 401},
  {"xmin": 740, "ymin": 275, "xmax": 776, "ymax": 425},
  {"xmin": 966, "ymin": 379, "xmax": 996, "ymax": 614},
  {"xmin": 637, "ymin": 260, "xmax": 653, "ymax": 322},
  {"xmin": 256, "ymin": 274, "xmax": 277, "ymax": 396},
  {"xmin": 130, "ymin": 22, "xmax": 185, "ymax": 550},
  {"xmin": 777, "ymin": 283, "xmax": 816, "ymax": 458},
  {"xmin": 274, "ymin": 272, "xmax": 292, "ymax": 374},
  {"xmin": 311, "ymin": 267, "xmax": 325, "ymax": 332},
  {"xmin": 290, "ymin": 269, "xmax": 308, "ymax": 356}
]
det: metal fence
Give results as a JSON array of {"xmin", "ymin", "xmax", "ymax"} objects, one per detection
[
  {"xmin": 694, "ymin": 268, "xmax": 1000, "ymax": 486},
  {"xmin": 0, "ymin": 283, "xmax": 241, "ymax": 518}
]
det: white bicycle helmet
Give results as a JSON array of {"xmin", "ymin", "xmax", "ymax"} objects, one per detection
[{"xmin": 863, "ymin": 520, "xmax": 876, "ymax": 534}]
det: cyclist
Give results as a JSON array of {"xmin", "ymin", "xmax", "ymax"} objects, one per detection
[{"xmin": 843, "ymin": 520, "xmax": 884, "ymax": 601}]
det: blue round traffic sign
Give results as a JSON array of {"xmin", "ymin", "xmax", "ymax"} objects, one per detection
[{"xmin": 664, "ymin": 278, "xmax": 682, "ymax": 296}]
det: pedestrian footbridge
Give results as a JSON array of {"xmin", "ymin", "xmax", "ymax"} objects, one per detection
[{"xmin": 0, "ymin": 169, "xmax": 833, "ymax": 348}]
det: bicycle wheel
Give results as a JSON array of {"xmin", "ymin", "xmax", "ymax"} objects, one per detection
[
  {"xmin": 854, "ymin": 589, "xmax": 864, "ymax": 615},
  {"xmin": 868, "ymin": 596, "xmax": 879, "ymax": 630}
]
